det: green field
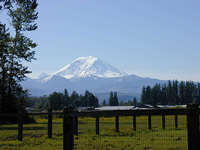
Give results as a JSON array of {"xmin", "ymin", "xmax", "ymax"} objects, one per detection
[{"xmin": 0, "ymin": 115, "xmax": 188, "ymax": 150}]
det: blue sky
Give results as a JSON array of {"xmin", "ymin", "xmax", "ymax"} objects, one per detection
[{"xmin": 2, "ymin": 0, "xmax": 200, "ymax": 81}]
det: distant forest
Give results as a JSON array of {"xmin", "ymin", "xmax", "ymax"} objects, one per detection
[
  {"xmin": 26, "ymin": 89, "xmax": 140, "ymax": 111},
  {"xmin": 26, "ymin": 80, "xmax": 200, "ymax": 111},
  {"xmin": 27, "ymin": 90, "xmax": 99, "ymax": 111},
  {"xmin": 141, "ymin": 80, "xmax": 200, "ymax": 105},
  {"xmin": 27, "ymin": 89, "xmax": 129, "ymax": 111}
]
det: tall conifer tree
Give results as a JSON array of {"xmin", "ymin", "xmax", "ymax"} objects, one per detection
[
  {"xmin": 108, "ymin": 91, "xmax": 114, "ymax": 106},
  {"xmin": 113, "ymin": 92, "xmax": 119, "ymax": 106}
]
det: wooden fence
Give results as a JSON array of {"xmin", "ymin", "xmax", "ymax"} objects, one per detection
[
  {"xmin": 63, "ymin": 107, "xmax": 188, "ymax": 149},
  {"xmin": 0, "ymin": 104, "xmax": 200, "ymax": 150}
]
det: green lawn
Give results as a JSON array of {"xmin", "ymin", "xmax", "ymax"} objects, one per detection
[{"xmin": 0, "ymin": 115, "xmax": 188, "ymax": 150}]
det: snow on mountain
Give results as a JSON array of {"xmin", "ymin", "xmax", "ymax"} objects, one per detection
[
  {"xmin": 44, "ymin": 56, "xmax": 126, "ymax": 81},
  {"xmin": 22, "ymin": 56, "xmax": 166, "ymax": 100},
  {"xmin": 38, "ymin": 73, "xmax": 49, "ymax": 79}
]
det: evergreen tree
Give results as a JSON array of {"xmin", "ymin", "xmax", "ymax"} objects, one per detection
[
  {"xmin": 179, "ymin": 81, "xmax": 185, "ymax": 104},
  {"xmin": 160, "ymin": 84, "xmax": 167, "ymax": 105},
  {"xmin": 108, "ymin": 91, "xmax": 114, "ymax": 106},
  {"xmin": 49, "ymin": 92, "xmax": 64, "ymax": 110},
  {"xmin": 151, "ymin": 84, "xmax": 161, "ymax": 105},
  {"xmin": 63, "ymin": 89, "xmax": 70, "ymax": 107},
  {"xmin": 79, "ymin": 90, "xmax": 99, "ymax": 107},
  {"xmin": 84, "ymin": 90, "xmax": 90, "ymax": 106},
  {"xmin": 167, "ymin": 81, "xmax": 173, "ymax": 105},
  {"xmin": 133, "ymin": 97, "xmax": 137, "ymax": 107},
  {"xmin": 141, "ymin": 80, "xmax": 200, "ymax": 105},
  {"xmin": 102, "ymin": 99, "xmax": 106, "ymax": 106},
  {"xmin": 172, "ymin": 80, "xmax": 179, "ymax": 104},
  {"xmin": 113, "ymin": 92, "xmax": 119, "ymax": 106},
  {"xmin": 79, "ymin": 95, "xmax": 85, "ymax": 106},
  {"xmin": 145, "ymin": 86, "xmax": 152, "ymax": 104},
  {"xmin": 88, "ymin": 93, "xmax": 98, "ymax": 107},
  {"xmin": 193, "ymin": 84, "xmax": 199, "ymax": 104},
  {"xmin": 141, "ymin": 86, "xmax": 146, "ymax": 104},
  {"xmin": 197, "ymin": 83, "xmax": 200, "ymax": 104},
  {"xmin": 71, "ymin": 91, "xmax": 79, "ymax": 107}
]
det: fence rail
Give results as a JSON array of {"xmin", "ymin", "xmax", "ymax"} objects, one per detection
[
  {"xmin": 0, "ymin": 105, "xmax": 199, "ymax": 150},
  {"xmin": 0, "ymin": 108, "xmax": 188, "ymax": 117}
]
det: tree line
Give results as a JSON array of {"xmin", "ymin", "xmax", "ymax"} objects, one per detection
[
  {"xmin": 141, "ymin": 80, "xmax": 200, "ymax": 105},
  {"xmin": 27, "ymin": 90, "xmax": 140, "ymax": 111},
  {"xmin": 102, "ymin": 91, "xmax": 138, "ymax": 106},
  {"xmin": 27, "ymin": 90, "xmax": 99, "ymax": 111},
  {"xmin": 108, "ymin": 91, "xmax": 119, "ymax": 106}
]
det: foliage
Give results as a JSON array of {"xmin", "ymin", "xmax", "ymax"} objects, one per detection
[
  {"xmin": 108, "ymin": 91, "xmax": 119, "ymax": 106},
  {"xmin": 26, "ymin": 96, "xmax": 49, "ymax": 111},
  {"xmin": 133, "ymin": 97, "xmax": 137, "ymax": 106},
  {"xmin": 119, "ymin": 97, "xmax": 139, "ymax": 106},
  {"xmin": 141, "ymin": 80, "xmax": 200, "ymax": 105},
  {"xmin": 26, "ymin": 89, "xmax": 99, "ymax": 111},
  {"xmin": 0, "ymin": 0, "xmax": 38, "ymax": 124},
  {"xmin": 102, "ymin": 99, "xmax": 106, "ymax": 106}
]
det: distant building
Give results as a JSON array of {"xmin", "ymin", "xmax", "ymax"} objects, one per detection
[
  {"xmin": 76, "ymin": 107, "xmax": 95, "ymax": 112},
  {"xmin": 156, "ymin": 105, "xmax": 186, "ymax": 109},
  {"xmin": 95, "ymin": 106, "xmax": 135, "ymax": 111}
]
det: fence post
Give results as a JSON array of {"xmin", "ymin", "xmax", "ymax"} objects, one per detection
[
  {"xmin": 162, "ymin": 112, "xmax": 165, "ymax": 130},
  {"xmin": 115, "ymin": 115, "xmax": 119, "ymax": 132},
  {"xmin": 48, "ymin": 108, "xmax": 52, "ymax": 138},
  {"xmin": 133, "ymin": 114, "xmax": 136, "ymax": 131},
  {"xmin": 74, "ymin": 116, "xmax": 78, "ymax": 136},
  {"xmin": 148, "ymin": 112, "xmax": 152, "ymax": 130},
  {"xmin": 175, "ymin": 114, "xmax": 178, "ymax": 129},
  {"xmin": 96, "ymin": 117, "xmax": 99, "ymax": 135},
  {"xmin": 18, "ymin": 108, "xmax": 23, "ymax": 141},
  {"xmin": 187, "ymin": 104, "xmax": 200, "ymax": 150},
  {"xmin": 63, "ymin": 107, "xmax": 74, "ymax": 150}
]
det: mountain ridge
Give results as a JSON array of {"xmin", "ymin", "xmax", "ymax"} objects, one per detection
[
  {"xmin": 22, "ymin": 56, "xmax": 166, "ymax": 102},
  {"xmin": 43, "ymin": 56, "xmax": 126, "ymax": 81}
]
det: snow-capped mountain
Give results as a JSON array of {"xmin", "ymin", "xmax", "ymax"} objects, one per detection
[
  {"xmin": 44, "ymin": 56, "xmax": 125, "ymax": 81},
  {"xmin": 22, "ymin": 56, "xmax": 166, "ymax": 101}
]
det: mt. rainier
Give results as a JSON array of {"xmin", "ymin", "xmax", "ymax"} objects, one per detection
[
  {"xmin": 23, "ymin": 56, "xmax": 165, "ymax": 102},
  {"xmin": 44, "ymin": 56, "xmax": 125, "ymax": 81}
]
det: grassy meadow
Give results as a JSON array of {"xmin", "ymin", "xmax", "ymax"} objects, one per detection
[{"xmin": 0, "ymin": 115, "xmax": 187, "ymax": 150}]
